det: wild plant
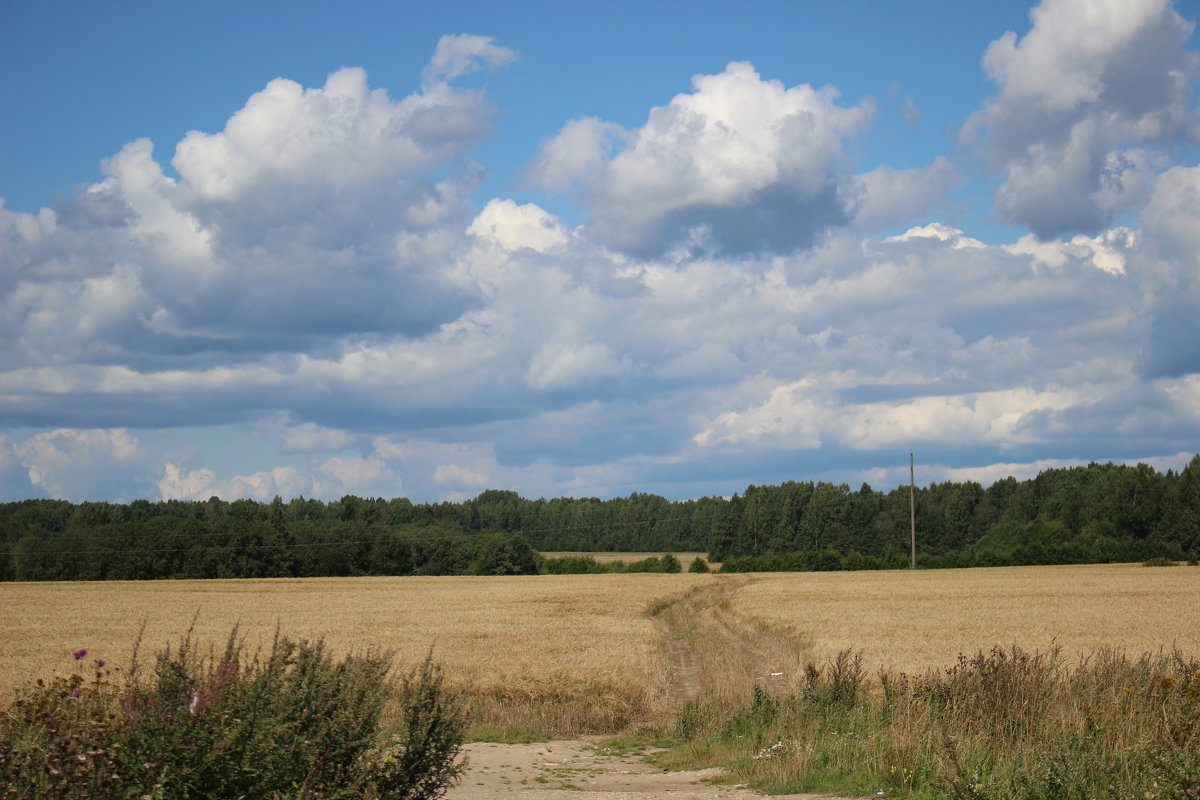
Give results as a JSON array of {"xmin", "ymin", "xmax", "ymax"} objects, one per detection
[
  {"xmin": 0, "ymin": 626, "xmax": 467, "ymax": 800},
  {"xmin": 659, "ymin": 645, "xmax": 1200, "ymax": 799}
]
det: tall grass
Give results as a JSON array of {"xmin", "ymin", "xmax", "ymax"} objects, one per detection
[
  {"xmin": 656, "ymin": 645, "xmax": 1200, "ymax": 799},
  {"xmin": 0, "ymin": 626, "xmax": 467, "ymax": 799}
]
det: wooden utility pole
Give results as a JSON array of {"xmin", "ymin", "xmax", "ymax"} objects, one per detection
[{"xmin": 909, "ymin": 453, "xmax": 917, "ymax": 569}]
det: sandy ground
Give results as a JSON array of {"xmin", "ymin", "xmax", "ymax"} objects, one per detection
[{"xmin": 444, "ymin": 739, "xmax": 864, "ymax": 800}]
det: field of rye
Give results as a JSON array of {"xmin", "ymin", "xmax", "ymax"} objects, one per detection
[
  {"xmin": 2, "ymin": 563, "xmax": 1198, "ymax": 738},
  {"xmin": 0, "ymin": 573, "xmax": 713, "ymax": 735}
]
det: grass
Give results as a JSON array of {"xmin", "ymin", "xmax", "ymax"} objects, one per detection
[
  {"xmin": 4, "ymin": 562, "xmax": 1199, "ymax": 764},
  {"xmin": 639, "ymin": 563, "xmax": 1200, "ymax": 798},
  {"xmin": 464, "ymin": 724, "xmax": 553, "ymax": 743},
  {"xmin": 650, "ymin": 645, "xmax": 1200, "ymax": 799}
]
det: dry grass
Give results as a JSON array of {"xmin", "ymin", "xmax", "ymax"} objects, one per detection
[
  {"xmin": 4, "ymin": 564, "xmax": 1197, "ymax": 739},
  {"xmin": 729, "ymin": 563, "xmax": 1200, "ymax": 674},
  {"xmin": 0, "ymin": 573, "xmax": 715, "ymax": 736}
]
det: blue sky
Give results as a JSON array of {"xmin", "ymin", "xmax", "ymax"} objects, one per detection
[{"xmin": 1, "ymin": 0, "xmax": 1199, "ymax": 503}]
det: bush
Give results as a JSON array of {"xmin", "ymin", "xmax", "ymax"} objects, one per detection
[
  {"xmin": 0, "ymin": 627, "xmax": 466, "ymax": 799},
  {"xmin": 688, "ymin": 557, "xmax": 710, "ymax": 573}
]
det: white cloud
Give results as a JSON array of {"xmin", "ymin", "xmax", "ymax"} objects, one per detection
[
  {"xmin": 257, "ymin": 412, "xmax": 356, "ymax": 454},
  {"xmin": 2, "ymin": 55, "xmax": 512, "ymax": 371},
  {"xmin": 158, "ymin": 463, "xmax": 219, "ymax": 501},
  {"xmin": 851, "ymin": 158, "xmax": 963, "ymax": 233},
  {"xmin": 526, "ymin": 117, "xmax": 626, "ymax": 193},
  {"xmin": 1006, "ymin": 228, "xmax": 1136, "ymax": 275},
  {"xmin": 838, "ymin": 386, "xmax": 1095, "ymax": 449},
  {"xmin": 526, "ymin": 341, "xmax": 632, "ymax": 391},
  {"xmin": 315, "ymin": 457, "xmax": 391, "ymax": 495},
  {"xmin": 1134, "ymin": 165, "xmax": 1200, "ymax": 376},
  {"xmin": 15, "ymin": 428, "xmax": 149, "ymax": 500},
  {"xmin": 693, "ymin": 381, "xmax": 1097, "ymax": 452},
  {"xmin": 4, "ymin": 24, "xmax": 1200, "ymax": 506},
  {"xmin": 433, "ymin": 463, "xmax": 491, "ymax": 488},
  {"xmin": 468, "ymin": 198, "xmax": 569, "ymax": 254},
  {"xmin": 157, "ymin": 457, "xmax": 393, "ymax": 502},
  {"xmin": 529, "ymin": 61, "xmax": 873, "ymax": 256},
  {"xmin": 963, "ymin": 0, "xmax": 1198, "ymax": 238},
  {"xmin": 885, "ymin": 222, "xmax": 985, "ymax": 249},
  {"xmin": 422, "ymin": 34, "xmax": 517, "ymax": 85}
]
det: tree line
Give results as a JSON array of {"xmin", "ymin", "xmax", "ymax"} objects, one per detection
[{"xmin": 1, "ymin": 455, "xmax": 1197, "ymax": 581}]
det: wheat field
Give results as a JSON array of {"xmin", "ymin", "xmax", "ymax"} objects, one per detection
[
  {"xmin": 726, "ymin": 563, "xmax": 1200, "ymax": 673},
  {"xmin": 2, "ymin": 564, "xmax": 1197, "ymax": 734},
  {"xmin": 0, "ymin": 573, "xmax": 714, "ymax": 733}
]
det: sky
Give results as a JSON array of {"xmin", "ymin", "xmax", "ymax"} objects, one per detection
[{"xmin": 1, "ymin": 0, "xmax": 1199, "ymax": 504}]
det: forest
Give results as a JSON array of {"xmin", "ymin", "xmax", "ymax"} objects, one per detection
[{"xmin": 1, "ymin": 456, "xmax": 1197, "ymax": 581}]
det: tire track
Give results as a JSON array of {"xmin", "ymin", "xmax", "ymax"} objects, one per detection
[
  {"xmin": 653, "ymin": 613, "xmax": 703, "ymax": 705},
  {"xmin": 651, "ymin": 576, "xmax": 800, "ymax": 707}
]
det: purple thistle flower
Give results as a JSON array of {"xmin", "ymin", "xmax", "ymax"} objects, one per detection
[
  {"xmin": 95, "ymin": 659, "xmax": 106, "ymax": 668},
  {"xmin": 73, "ymin": 649, "xmax": 88, "ymax": 660},
  {"xmin": 71, "ymin": 690, "xmax": 82, "ymax": 697}
]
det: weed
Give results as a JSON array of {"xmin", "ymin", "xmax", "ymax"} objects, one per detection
[
  {"xmin": 662, "ymin": 645, "xmax": 1200, "ymax": 800},
  {"xmin": 0, "ymin": 627, "xmax": 466, "ymax": 799}
]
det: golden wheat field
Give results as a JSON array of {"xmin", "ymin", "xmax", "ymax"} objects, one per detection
[
  {"xmin": 727, "ymin": 563, "xmax": 1200, "ymax": 673},
  {"xmin": 0, "ymin": 573, "xmax": 713, "ymax": 733},
  {"xmin": 2, "ymin": 564, "xmax": 1198, "ymax": 734}
]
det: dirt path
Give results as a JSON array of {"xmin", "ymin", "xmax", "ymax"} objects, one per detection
[
  {"xmin": 446, "ymin": 578, "xmax": 859, "ymax": 800},
  {"xmin": 445, "ymin": 739, "xmax": 859, "ymax": 800},
  {"xmin": 653, "ymin": 614, "xmax": 703, "ymax": 704}
]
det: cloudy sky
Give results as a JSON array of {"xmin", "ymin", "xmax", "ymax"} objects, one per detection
[{"xmin": 2, "ymin": 0, "xmax": 1199, "ymax": 504}]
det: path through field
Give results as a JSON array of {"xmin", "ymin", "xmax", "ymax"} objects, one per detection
[
  {"xmin": 446, "ymin": 738, "xmax": 858, "ymax": 799},
  {"xmin": 446, "ymin": 577, "xmax": 859, "ymax": 800}
]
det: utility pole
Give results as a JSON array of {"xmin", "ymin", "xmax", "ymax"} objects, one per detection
[{"xmin": 909, "ymin": 453, "xmax": 917, "ymax": 569}]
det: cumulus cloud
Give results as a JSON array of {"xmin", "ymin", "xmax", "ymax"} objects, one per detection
[
  {"xmin": 14, "ymin": 428, "xmax": 150, "ymax": 500},
  {"xmin": 256, "ymin": 412, "xmax": 357, "ymax": 454},
  {"xmin": 433, "ymin": 463, "xmax": 491, "ymax": 488},
  {"xmin": 528, "ymin": 61, "xmax": 873, "ymax": 257},
  {"xmin": 693, "ymin": 381, "xmax": 1097, "ymax": 451},
  {"xmin": 1006, "ymin": 227, "xmax": 1136, "ymax": 275},
  {"xmin": 963, "ymin": 0, "xmax": 1198, "ymax": 238},
  {"xmin": 1133, "ymin": 165, "xmax": 1200, "ymax": 376},
  {"xmin": 4, "ymin": 24, "xmax": 1200, "ymax": 505},
  {"xmin": 851, "ymin": 158, "xmax": 963, "ymax": 233},
  {"xmin": 0, "ymin": 435, "xmax": 36, "ymax": 497},
  {"xmin": 467, "ymin": 198, "xmax": 569, "ymax": 255},
  {"xmin": 158, "ymin": 457, "xmax": 394, "ymax": 502},
  {"xmin": 0, "ymin": 51, "xmax": 514, "ymax": 372}
]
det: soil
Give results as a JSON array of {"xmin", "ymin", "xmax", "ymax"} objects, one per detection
[
  {"xmin": 446, "ymin": 579, "xmax": 864, "ymax": 800},
  {"xmin": 444, "ymin": 738, "xmax": 863, "ymax": 800}
]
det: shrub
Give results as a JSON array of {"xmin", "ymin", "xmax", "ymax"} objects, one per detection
[
  {"xmin": 0, "ymin": 627, "xmax": 466, "ymax": 800},
  {"xmin": 688, "ymin": 557, "xmax": 710, "ymax": 573}
]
